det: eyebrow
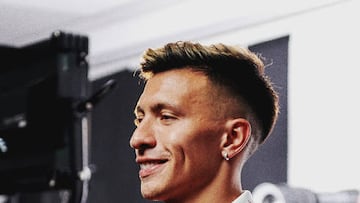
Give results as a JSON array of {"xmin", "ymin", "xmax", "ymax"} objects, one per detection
[
  {"xmin": 134, "ymin": 105, "xmax": 144, "ymax": 116},
  {"xmin": 134, "ymin": 102, "xmax": 180, "ymax": 116}
]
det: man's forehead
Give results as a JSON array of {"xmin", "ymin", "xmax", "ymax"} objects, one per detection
[
  {"xmin": 143, "ymin": 69, "xmax": 209, "ymax": 95},
  {"xmin": 135, "ymin": 69, "xmax": 215, "ymax": 111}
]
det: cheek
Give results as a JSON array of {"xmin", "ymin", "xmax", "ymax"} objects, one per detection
[
  {"xmin": 187, "ymin": 132, "xmax": 221, "ymax": 161},
  {"xmin": 178, "ymin": 127, "xmax": 223, "ymax": 186},
  {"xmin": 158, "ymin": 118, "xmax": 224, "ymax": 164},
  {"xmin": 169, "ymin": 123, "xmax": 222, "ymax": 162}
]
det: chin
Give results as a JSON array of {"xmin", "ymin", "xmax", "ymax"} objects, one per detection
[
  {"xmin": 141, "ymin": 192, "xmax": 158, "ymax": 201},
  {"xmin": 141, "ymin": 182, "xmax": 165, "ymax": 201},
  {"xmin": 141, "ymin": 190, "xmax": 167, "ymax": 202}
]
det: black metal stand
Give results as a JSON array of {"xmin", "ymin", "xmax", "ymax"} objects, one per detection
[{"xmin": 0, "ymin": 31, "xmax": 97, "ymax": 203}]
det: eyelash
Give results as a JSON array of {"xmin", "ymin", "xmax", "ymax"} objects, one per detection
[
  {"xmin": 134, "ymin": 117, "xmax": 143, "ymax": 126},
  {"xmin": 161, "ymin": 114, "xmax": 174, "ymax": 120}
]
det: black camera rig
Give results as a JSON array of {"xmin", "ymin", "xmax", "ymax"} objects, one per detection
[{"xmin": 0, "ymin": 31, "xmax": 94, "ymax": 203}]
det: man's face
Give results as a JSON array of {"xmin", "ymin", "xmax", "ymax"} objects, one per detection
[{"xmin": 130, "ymin": 68, "xmax": 227, "ymax": 201}]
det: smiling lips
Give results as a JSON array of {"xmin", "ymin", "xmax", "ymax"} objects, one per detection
[{"xmin": 138, "ymin": 159, "xmax": 168, "ymax": 178}]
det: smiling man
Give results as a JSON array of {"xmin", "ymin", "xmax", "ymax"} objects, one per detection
[{"xmin": 130, "ymin": 41, "xmax": 279, "ymax": 203}]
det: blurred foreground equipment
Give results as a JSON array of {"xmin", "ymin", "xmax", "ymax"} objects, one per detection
[
  {"xmin": 0, "ymin": 31, "xmax": 91, "ymax": 203},
  {"xmin": 253, "ymin": 182, "xmax": 360, "ymax": 203}
]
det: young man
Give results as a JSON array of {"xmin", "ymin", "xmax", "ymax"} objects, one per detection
[{"xmin": 129, "ymin": 41, "xmax": 279, "ymax": 203}]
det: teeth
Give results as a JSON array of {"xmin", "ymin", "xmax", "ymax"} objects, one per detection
[
  {"xmin": 140, "ymin": 163, "xmax": 155, "ymax": 170},
  {"xmin": 140, "ymin": 161, "xmax": 166, "ymax": 169}
]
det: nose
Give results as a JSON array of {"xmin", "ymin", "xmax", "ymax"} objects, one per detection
[{"xmin": 129, "ymin": 119, "xmax": 156, "ymax": 154}]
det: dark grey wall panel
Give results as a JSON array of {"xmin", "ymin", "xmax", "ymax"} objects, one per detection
[
  {"xmin": 243, "ymin": 36, "xmax": 289, "ymax": 191},
  {"xmin": 89, "ymin": 70, "xmax": 149, "ymax": 203}
]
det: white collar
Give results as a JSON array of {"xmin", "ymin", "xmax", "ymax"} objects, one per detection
[{"xmin": 231, "ymin": 191, "xmax": 254, "ymax": 203}]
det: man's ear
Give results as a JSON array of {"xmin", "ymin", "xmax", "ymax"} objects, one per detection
[{"xmin": 221, "ymin": 118, "xmax": 251, "ymax": 160}]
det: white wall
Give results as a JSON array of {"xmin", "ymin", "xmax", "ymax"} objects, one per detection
[
  {"xmin": 288, "ymin": 1, "xmax": 360, "ymax": 193},
  {"xmin": 200, "ymin": 0, "xmax": 360, "ymax": 193}
]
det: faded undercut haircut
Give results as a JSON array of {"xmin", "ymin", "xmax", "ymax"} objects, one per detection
[{"xmin": 138, "ymin": 41, "xmax": 279, "ymax": 147}]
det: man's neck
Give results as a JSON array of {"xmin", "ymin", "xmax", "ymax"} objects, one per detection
[
  {"xmin": 165, "ymin": 190, "xmax": 242, "ymax": 203},
  {"xmin": 165, "ymin": 178, "xmax": 242, "ymax": 203}
]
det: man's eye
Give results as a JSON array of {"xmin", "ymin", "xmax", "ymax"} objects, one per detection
[
  {"xmin": 161, "ymin": 115, "xmax": 173, "ymax": 120},
  {"xmin": 160, "ymin": 114, "xmax": 176, "ymax": 121},
  {"xmin": 134, "ymin": 117, "xmax": 143, "ymax": 126}
]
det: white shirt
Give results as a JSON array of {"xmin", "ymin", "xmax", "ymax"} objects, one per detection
[{"xmin": 231, "ymin": 191, "xmax": 254, "ymax": 203}]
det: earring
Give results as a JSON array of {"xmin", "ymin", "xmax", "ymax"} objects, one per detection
[{"xmin": 223, "ymin": 152, "xmax": 230, "ymax": 161}]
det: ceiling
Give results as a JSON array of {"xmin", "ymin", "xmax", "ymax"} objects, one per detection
[{"xmin": 0, "ymin": 0, "xmax": 347, "ymax": 79}]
